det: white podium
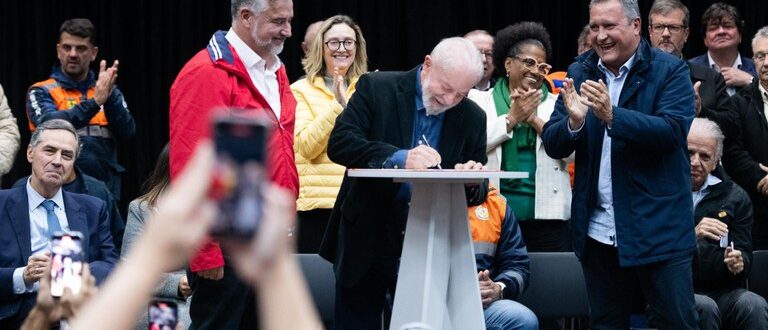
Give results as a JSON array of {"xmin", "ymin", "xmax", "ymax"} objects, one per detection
[{"xmin": 347, "ymin": 169, "xmax": 528, "ymax": 330}]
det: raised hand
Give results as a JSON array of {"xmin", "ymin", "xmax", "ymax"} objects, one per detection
[
  {"xmin": 561, "ymin": 78, "xmax": 588, "ymax": 130},
  {"xmin": 93, "ymin": 60, "xmax": 119, "ymax": 106},
  {"xmin": 580, "ymin": 79, "xmax": 612, "ymax": 125},
  {"xmin": 507, "ymin": 87, "xmax": 542, "ymax": 131},
  {"xmin": 332, "ymin": 66, "xmax": 348, "ymax": 107}
]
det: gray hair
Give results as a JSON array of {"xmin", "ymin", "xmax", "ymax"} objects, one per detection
[
  {"xmin": 752, "ymin": 26, "xmax": 768, "ymax": 50},
  {"xmin": 649, "ymin": 0, "xmax": 690, "ymax": 27},
  {"xmin": 430, "ymin": 37, "xmax": 484, "ymax": 85},
  {"xmin": 231, "ymin": 0, "xmax": 268, "ymax": 20},
  {"xmin": 689, "ymin": 118, "xmax": 725, "ymax": 161},
  {"xmin": 591, "ymin": 0, "xmax": 640, "ymax": 22},
  {"xmin": 464, "ymin": 29, "xmax": 492, "ymax": 39},
  {"xmin": 30, "ymin": 119, "xmax": 80, "ymax": 157}
]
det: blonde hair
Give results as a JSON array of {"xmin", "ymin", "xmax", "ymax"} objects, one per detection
[{"xmin": 301, "ymin": 15, "xmax": 368, "ymax": 82}]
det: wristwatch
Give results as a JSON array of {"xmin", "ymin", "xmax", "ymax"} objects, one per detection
[{"xmin": 495, "ymin": 281, "xmax": 506, "ymax": 300}]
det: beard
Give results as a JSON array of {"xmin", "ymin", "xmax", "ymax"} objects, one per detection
[
  {"xmin": 422, "ymin": 77, "xmax": 451, "ymax": 116},
  {"xmin": 254, "ymin": 34, "xmax": 284, "ymax": 55},
  {"xmin": 252, "ymin": 21, "xmax": 285, "ymax": 55}
]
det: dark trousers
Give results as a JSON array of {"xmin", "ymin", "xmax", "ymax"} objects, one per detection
[
  {"xmin": 334, "ymin": 256, "xmax": 398, "ymax": 330},
  {"xmin": 694, "ymin": 289, "xmax": 768, "ymax": 330},
  {"xmin": 518, "ymin": 220, "xmax": 571, "ymax": 252},
  {"xmin": 297, "ymin": 209, "xmax": 332, "ymax": 254},
  {"xmin": 581, "ymin": 237, "xmax": 698, "ymax": 330},
  {"xmin": 0, "ymin": 294, "xmax": 35, "ymax": 329},
  {"xmin": 188, "ymin": 262, "xmax": 258, "ymax": 330}
]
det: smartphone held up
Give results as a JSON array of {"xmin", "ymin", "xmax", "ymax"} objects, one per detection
[
  {"xmin": 148, "ymin": 299, "xmax": 178, "ymax": 330},
  {"xmin": 50, "ymin": 231, "xmax": 84, "ymax": 297},
  {"xmin": 209, "ymin": 108, "xmax": 273, "ymax": 241}
]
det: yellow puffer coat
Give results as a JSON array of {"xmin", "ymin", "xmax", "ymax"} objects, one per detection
[{"xmin": 291, "ymin": 76, "xmax": 358, "ymax": 211}]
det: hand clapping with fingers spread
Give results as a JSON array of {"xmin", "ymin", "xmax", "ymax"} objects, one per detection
[
  {"xmin": 93, "ymin": 59, "xmax": 119, "ymax": 106},
  {"xmin": 507, "ymin": 88, "xmax": 542, "ymax": 131},
  {"xmin": 561, "ymin": 78, "xmax": 589, "ymax": 130},
  {"xmin": 580, "ymin": 79, "xmax": 612, "ymax": 125}
]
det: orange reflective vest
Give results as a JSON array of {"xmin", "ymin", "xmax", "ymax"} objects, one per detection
[{"xmin": 27, "ymin": 78, "xmax": 108, "ymax": 131}]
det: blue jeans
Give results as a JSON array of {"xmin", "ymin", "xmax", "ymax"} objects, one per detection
[{"xmin": 484, "ymin": 299, "xmax": 539, "ymax": 330}]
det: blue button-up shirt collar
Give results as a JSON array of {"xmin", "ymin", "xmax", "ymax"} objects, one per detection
[{"xmin": 26, "ymin": 179, "xmax": 69, "ymax": 254}]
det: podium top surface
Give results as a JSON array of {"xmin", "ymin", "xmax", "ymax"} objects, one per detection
[{"xmin": 347, "ymin": 169, "xmax": 528, "ymax": 181}]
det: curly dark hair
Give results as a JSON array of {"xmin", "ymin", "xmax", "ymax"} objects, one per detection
[{"xmin": 492, "ymin": 22, "xmax": 553, "ymax": 77}]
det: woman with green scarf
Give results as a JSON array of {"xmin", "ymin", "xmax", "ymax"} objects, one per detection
[{"xmin": 467, "ymin": 22, "xmax": 573, "ymax": 252}]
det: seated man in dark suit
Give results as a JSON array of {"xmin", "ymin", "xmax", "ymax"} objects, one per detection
[
  {"xmin": 0, "ymin": 119, "xmax": 117, "ymax": 328},
  {"xmin": 688, "ymin": 2, "xmax": 756, "ymax": 96},
  {"xmin": 723, "ymin": 26, "xmax": 768, "ymax": 250},
  {"xmin": 13, "ymin": 167, "xmax": 124, "ymax": 253},
  {"xmin": 685, "ymin": 118, "xmax": 768, "ymax": 330},
  {"xmin": 647, "ymin": 0, "xmax": 736, "ymax": 132}
]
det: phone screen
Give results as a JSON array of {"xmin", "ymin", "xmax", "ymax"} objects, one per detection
[
  {"xmin": 50, "ymin": 232, "xmax": 84, "ymax": 297},
  {"xmin": 148, "ymin": 300, "xmax": 178, "ymax": 330},
  {"xmin": 210, "ymin": 111, "xmax": 272, "ymax": 240}
]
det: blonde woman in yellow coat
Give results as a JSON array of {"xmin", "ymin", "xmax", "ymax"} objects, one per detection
[{"xmin": 291, "ymin": 15, "xmax": 368, "ymax": 253}]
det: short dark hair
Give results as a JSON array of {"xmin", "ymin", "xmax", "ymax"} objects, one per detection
[
  {"xmin": 59, "ymin": 18, "xmax": 97, "ymax": 46},
  {"xmin": 700, "ymin": 2, "xmax": 744, "ymax": 37},
  {"xmin": 649, "ymin": 0, "xmax": 689, "ymax": 27},
  {"xmin": 493, "ymin": 22, "xmax": 553, "ymax": 77}
]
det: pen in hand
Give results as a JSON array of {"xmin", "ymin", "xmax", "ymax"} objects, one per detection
[{"xmin": 421, "ymin": 134, "xmax": 442, "ymax": 169}]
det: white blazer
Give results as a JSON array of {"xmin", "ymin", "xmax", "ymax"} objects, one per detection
[{"xmin": 467, "ymin": 88, "xmax": 572, "ymax": 221}]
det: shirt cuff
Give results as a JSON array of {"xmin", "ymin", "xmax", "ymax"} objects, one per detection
[
  {"xmin": 12, "ymin": 267, "xmax": 35, "ymax": 294},
  {"xmin": 383, "ymin": 150, "xmax": 407, "ymax": 169},
  {"xmin": 567, "ymin": 119, "xmax": 585, "ymax": 136}
]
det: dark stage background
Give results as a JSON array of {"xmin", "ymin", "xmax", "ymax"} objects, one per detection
[{"xmin": 1, "ymin": 0, "xmax": 766, "ymax": 213}]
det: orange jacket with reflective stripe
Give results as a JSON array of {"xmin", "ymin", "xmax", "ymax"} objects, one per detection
[{"xmin": 27, "ymin": 78, "xmax": 108, "ymax": 131}]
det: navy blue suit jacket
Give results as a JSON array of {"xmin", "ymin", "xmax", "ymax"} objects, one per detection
[
  {"xmin": 688, "ymin": 53, "xmax": 757, "ymax": 78},
  {"xmin": 542, "ymin": 39, "xmax": 697, "ymax": 266},
  {"xmin": 0, "ymin": 187, "xmax": 117, "ymax": 323}
]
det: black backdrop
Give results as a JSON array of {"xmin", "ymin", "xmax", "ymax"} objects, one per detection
[{"xmin": 1, "ymin": 0, "xmax": 766, "ymax": 212}]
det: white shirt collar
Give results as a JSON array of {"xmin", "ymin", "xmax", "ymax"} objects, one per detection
[
  {"xmin": 225, "ymin": 28, "xmax": 281, "ymax": 73},
  {"xmin": 694, "ymin": 173, "xmax": 722, "ymax": 194},
  {"xmin": 26, "ymin": 179, "xmax": 64, "ymax": 212},
  {"xmin": 707, "ymin": 51, "xmax": 742, "ymax": 71}
]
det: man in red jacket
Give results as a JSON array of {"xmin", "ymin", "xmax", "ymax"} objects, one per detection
[{"xmin": 168, "ymin": 0, "xmax": 297, "ymax": 328}]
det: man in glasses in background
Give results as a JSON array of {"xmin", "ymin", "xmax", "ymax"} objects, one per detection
[
  {"xmin": 465, "ymin": 30, "xmax": 496, "ymax": 91},
  {"xmin": 648, "ymin": 0, "xmax": 735, "ymax": 133},
  {"xmin": 688, "ymin": 2, "xmax": 756, "ymax": 96}
]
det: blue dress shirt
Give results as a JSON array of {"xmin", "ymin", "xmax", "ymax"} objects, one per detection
[
  {"xmin": 12, "ymin": 180, "xmax": 70, "ymax": 294},
  {"xmin": 582, "ymin": 54, "xmax": 637, "ymax": 246}
]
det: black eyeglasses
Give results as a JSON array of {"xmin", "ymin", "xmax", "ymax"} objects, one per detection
[
  {"xmin": 650, "ymin": 24, "xmax": 686, "ymax": 34},
  {"xmin": 513, "ymin": 56, "xmax": 552, "ymax": 74},
  {"xmin": 755, "ymin": 52, "xmax": 767, "ymax": 62},
  {"xmin": 324, "ymin": 39, "xmax": 357, "ymax": 51}
]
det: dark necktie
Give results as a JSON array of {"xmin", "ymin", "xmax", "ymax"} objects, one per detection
[{"xmin": 41, "ymin": 200, "xmax": 63, "ymax": 237}]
